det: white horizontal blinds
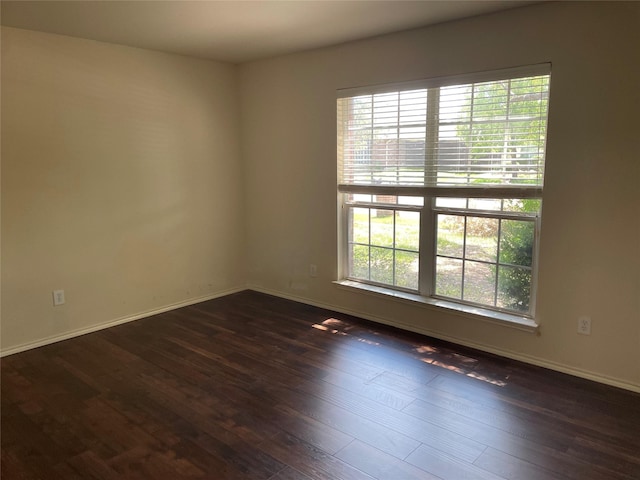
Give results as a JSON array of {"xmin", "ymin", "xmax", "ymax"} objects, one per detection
[
  {"xmin": 338, "ymin": 66, "xmax": 550, "ymax": 193},
  {"xmin": 337, "ymin": 90, "xmax": 428, "ymax": 187},
  {"xmin": 434, "ymin": 75, "xmax": 550, "ymax": 187}
]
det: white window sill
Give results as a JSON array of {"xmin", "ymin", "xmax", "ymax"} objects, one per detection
[{"xmin": 333, "ymin": 280, "xmax": 539, "ymax": 334}]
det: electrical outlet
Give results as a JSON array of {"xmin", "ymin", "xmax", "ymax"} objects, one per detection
[
  {"xmin": 577, "ymin": 316, "xmax": 591, "ymax": 335},
  {"xmin": 309, "ymin": 264, "xmax": 317, "ymax": 277},
  {"xmin": 53, "ymin": 289, "xmax": 65, "ymax": 306}
]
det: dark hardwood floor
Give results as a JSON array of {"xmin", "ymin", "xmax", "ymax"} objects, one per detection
[{"xmin": 2, "ymin": 290, "xmax": 639, "ymax": 479}]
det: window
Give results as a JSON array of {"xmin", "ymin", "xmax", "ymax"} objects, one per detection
[{"xmin": 337, "ymin": 65, "xmax": 551, "ymax": 319}]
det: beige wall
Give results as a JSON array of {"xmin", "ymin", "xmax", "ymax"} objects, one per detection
[
  {"xmin": 240, "ymin": 2, "xmax": 640, "ymax": 389},
  {"xmin": 1, "ymin": 27, "xmax": 244, "ymax": 352}
]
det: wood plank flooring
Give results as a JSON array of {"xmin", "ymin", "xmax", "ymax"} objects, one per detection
[{"xmin": 2, "ymin": 290, "xmax": 639, "ymax": 479}]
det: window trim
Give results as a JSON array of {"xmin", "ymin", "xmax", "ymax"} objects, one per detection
[
  {"xmin": 337, "ymin": 64, "xmax": 550, "ymax": 324},
  {"xmin": 431, "ymin": 205, "xmax": 541, "ymax": 319},
  {"xmin": 333, "ymin": 279, "xmax": 539, "ymax": 333},
  {"xmin": 345, "ymin": 202, "xmax": 422, "ymax": 293}
]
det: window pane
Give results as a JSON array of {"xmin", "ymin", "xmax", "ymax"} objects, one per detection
[
  {"xmin": 399, "ymin": 127, "xmax": 426, "ymax": 169},
  {"xmin": 351, "ymin": 207, "xmax": 369, "ymax": 244},
  {"xmin": 395, "ymin": 211, "xmax": 420, "ymax": 250},
  {"xmin": 348, "ymin": 195, "xmax": 423, "ymax": 207},
  {"xmin": 436, "ymin": 197, "xmax": 467, "ymax": 209},
  {"xmin": 348, "ymin": 204, "xmax": 420, "ymax": 291},
  {"xmin": 463, "ymin": 261, "xmax": 496, "ymax": 305},
  {"xmin": 440, "ymin": 198, "xmax": 542, "ymax": 214},
  {"xmin": 350, "ymin": 244, "xmax": 369, "ymax": 280},
  {"xmin": 473, "ymin": 81, "xmax": 508, "ymax": 120},
  {"xmin": 436, "ymin": 257, "xmax": 462, "ymax": 299},
  {"xmin": 500, "ymin": 220, "xmax": 534, "ymax": 267},
  {"xmin": 433, "ymin": 76, "xmax": 549, "ymax": 187},
  {"xmin": 437, "ymin": 215, "xmax": 464, "ymax": 257},
  {"xmin": 440, "ymin": 85, "xmax": 471, "ymax": 122},
  {"xmin": 347, "ymin": 193, "xmax": 373, "ymax": 203},
  {"xmin": 395, "ymin": 251, "xmax": 419, "ymax": 290},
  {"xmin": 373, "ymin": 194, "xmax": 397, "ymax": 205},
  {"xmin": 350, "ymin": 94, "xmax": 372, "ymax": 124},
  {"xmin": 373, "ymin": 92, "xmax": 399, "ymax": 126},
  {"xmin": 502, "ymin": 198, "xmax": 541, "ymax": 214},
  {"xmin": 468, "ymin": 198, "xmax": 502, "ymax": 211},
  {"xmin": 399, "ymin": 89, "xmax": 427, "ymax": 124},
  {"xmin": 370, "ymin": 247, "xmax": 393, "ymax": 284},
  {"xmin": 398, "ymin": 196, "xmax": 424, "ymax": 207},
  {"xmin": 498, "ymin": 266, "xmax": 531, "ymax": 312},
  {"xmin": 465, "ymin": 217, "xmax": 498, "ymax": 262},
  {"xmin": 370, "ymin": 210, "xmax": 394, "ymax": 247},
  {"xmin": 434, "ymin": 211, "xmax": 534, "ymax": 314}
]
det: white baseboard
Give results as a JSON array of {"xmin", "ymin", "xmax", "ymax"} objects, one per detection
[
  {"xmin": 0, "ymin": 286, "xmax": 246, "ymax": 358},
  {"xmin": 4, "ymin": 283, "xmax": 638, "ymax": 394},
  {"xmin": 247, "ymin": 285, "xmax": 640, "ymax": 394}
]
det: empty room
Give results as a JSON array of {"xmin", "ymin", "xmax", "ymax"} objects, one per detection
[{"xmin": 1, "ymin": 1, "xmax": 639, "ymax": 479}]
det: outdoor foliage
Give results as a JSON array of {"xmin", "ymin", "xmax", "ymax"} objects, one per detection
[{"xmin": 497, "ymin": 200, "xmax": 538, "ymax": 312}]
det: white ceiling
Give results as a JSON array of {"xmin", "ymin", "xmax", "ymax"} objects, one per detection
[{"xmin": 1, "ymin": 1, "xmax": 535, "ymax": 64}]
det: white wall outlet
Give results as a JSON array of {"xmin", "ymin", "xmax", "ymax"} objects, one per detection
[
  {"xmin": 309, "ymin": 264, "xmax": 317, "ymax": 277},
  {"xmin": 53, "ymin": 289, "xmax": 65, "ymax": 306},
  {"xmin": 578, "ymin": 316, "xmax": 591, "ymax": 335}
]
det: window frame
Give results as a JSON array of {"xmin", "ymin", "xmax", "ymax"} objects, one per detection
[
  {"xmin": 345, "ymin": 199, "xmax": 423, "ymax": 294},
  {"xmin": 430, "ymin": 201, "xmax": 541, "ymax": 318},
  {"xmin": 336, "ymin": 65, "xmax": 550, "ymax": 322}
]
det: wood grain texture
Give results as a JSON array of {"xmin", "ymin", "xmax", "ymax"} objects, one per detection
[{"xmin": 2, "ymin": 290, "xmax": 639, "ymax": 479}]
